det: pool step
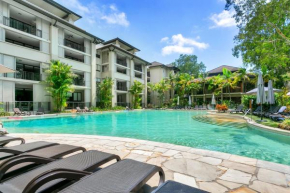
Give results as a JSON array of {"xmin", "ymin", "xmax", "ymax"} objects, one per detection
[{"xmin": 192, "ymin": 115, "xmax": 246, "ymax": 129}]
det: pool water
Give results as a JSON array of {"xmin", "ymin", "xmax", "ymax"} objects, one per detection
[{"xmin": 4, "ymin": 110, "xmax": 290, "ymax": 165}]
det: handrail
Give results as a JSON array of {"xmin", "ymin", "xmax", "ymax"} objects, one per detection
[{"xmin": 64, "ymin": 39, "xmax": 85, "ymax": 52}]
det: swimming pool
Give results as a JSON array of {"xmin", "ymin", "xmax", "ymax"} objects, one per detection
[{"xmin": 4, "ymin": 110, "xmax": 290, "ymax": 165}]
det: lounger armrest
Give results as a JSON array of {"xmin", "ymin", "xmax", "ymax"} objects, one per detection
[
  {"xmin": 0, "ymin": 155, "xmax": 54, "ymax": 181},
  {"xmin": 131, "ymin": 166, "xmax": 165, "ymax": 192},
  {"xmin": 23, "ymin": 168, "xmax": 92, "ymax": 193},
  {"xmin": 0, "ymin": 148, "xmax": 23, "ymax": 154},
  {"xmin": 0, "ymin": 137, "xmax": 25, "ymax": 146}
]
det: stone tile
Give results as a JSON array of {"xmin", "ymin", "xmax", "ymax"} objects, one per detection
[
  {"xmin": 181, "ymin": 152, "xmax": 202, "ymax": 160},
  {"xmin": 105, "ymin": 141, "xmax": 124, "ymax": 147},
  {"xmin": 286, "ymin": 174, "xmax": 290, "ymax": 187},
  {"xmin": 163, "ymin": 158, "xmax": 187, "ymax": 174},
  {"xmin": 250, "ymin": 180, "xmax": 290, "ymax": 193},
  {"xmin": 125, "ymin": 153, "xmax": 149, "ymax": 162},
  {"xmin": 162, "ymin": 150, "xmax": 180, "ymax": 157},
  {"xmin": 257, "ymin": 168, "xmax": 287, "ymax": 187},
  {"xmin": 219, "ymin": 169, "xmax": 252, "ymax": 184},
  {"xmin": 173, "ymin": 173, "xmax": 197, "ymax": 188},
  {"xmin": 188, "ymin": 148, "xmax": 231, "ymax": 160},
  {"xmin": 217, "ymin": 180, "xmax": 242, "ymax": 189},
  {"xmin": 229, "ymin": 155, "xmax": 257, "ymax": 166},
  {"xmin": 100, "ymin": 149, "xmax": 130, "ymax": 159},
  {"xmin": 173, "ymin": 153, "xmax": 183, "ymax": 159},
  {"xmin": 229, "ymin": 187, "xmax": 257, "ymax": 193},
  {"xmin": 135, "ymin": 145, "xmax": 155, "ymax": 151},
  {"xmin": 221, "ymin": 160, "xmax": 256, "ymax": 174},
  {"xmin": 153, "ymin": 147, "xmax": 168, "ymax": 153},
  {"xmin": 199, "ymin": 182, "xmax": 228, "ymax": 193},
  {"xmin": 196, "ymin": 157, "xmax": 222, "ymax": 166},
  {"xmin": 170, "ymin": 145, "xmax": 191, "ymax": 152},
  {"xmin": 131, "ymin": 150, "xmax": 153, "ymax": 156},
  {"xmin": 125, "ymin": 142, "xmax": 140, "ymax": 148},
  {"xmin": 257, "ymin": 160, "xmax": 290, "ymax": 174},
  {"xmin": 147, "ymin": 157, "xmax": 167, "ymax": 167}
]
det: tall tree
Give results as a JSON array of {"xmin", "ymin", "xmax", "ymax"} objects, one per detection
[
  {"xmin": 129, "ymin": 81, "xmax": 144, "ymax": 109},
  {"xmin": 45, "ymin": 60, "xmax": 76, "ymax": 112},
  {"xmin": 98, "ymin": 78, "xmax": 114, "ymax": 108},
  {"xmin": 225, "ymin": 0, "xmax": 290, "ymax": 76},
  {"xmin": 172, "ymin": 54, "xmax": 206, "ymax": 76},
  {"xmin": 220, "ymin": 68, "xmax": 237, "ymax": 101},
  {"xmin": 153, "ymin": 79, "xmax": 171, "ymax": 107}
]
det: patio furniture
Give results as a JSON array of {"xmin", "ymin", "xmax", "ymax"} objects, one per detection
[
  {"xmin": 84, "ymin": 107, "xmax": 93, "ymax": 112},
  {"xmin": 152, "ymin": 180, "xmax": 209, "ymax": 193},
  {"xmin": 36, "ymin": 107, "xmax": 45, "ymax": 115},
  {"xmin": 0, "ymin": 150, "xmax": 120, "ymax": 193},
  {"xmin": 269, "ymin": 106, "xmax": 287, "ymax": 119},
  {"xmin": 252, "ymin": 106, "xmax": 262, "ymax": 115},
  {"xmin": 194, "ymin": 105, "xmax": 199, "ymax": 110},
  {"xmin": 0, "ymin": 141, "xmax": 58, "ymax": 160},
  {"xmin": 229, "ymin": 105, "xmax": 244, "ymax": 114},
  {"xmin": 264, "ymin": 106, "xmax": 281, "ymax": 118},
  {"xmin": 76, "ymin": 107, "xmax": 84, "ymax": 113},
  {"xmin": 0, "ymin": 136, "xmax": 25, "ymax": 147},
  {"xmin": 24, "ymin": 159, "xmax": 164, "ymax": 193},
  {"xmin": 13, "ymin": 108, "xmax": 29, "ymax": 116},
  {"xmin": 0, "ymin": 144, "xmax": 86, "ymax": 181}
]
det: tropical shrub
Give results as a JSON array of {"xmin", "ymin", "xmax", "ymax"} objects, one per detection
[
  {"xmin": 216, "ymin": 104, "xmax": 228, "ymax": 112},
  {"xmin": 242, "ymin": 95, "xmax": 257, "ymax": 110},
  {"xmin": 90, "ymin": 106, "xmax": 125, "ymax": 111},
  {"xmin": 45, "ymin": 60, "xmax": 76, "ymax": 112},
  {"xmin": 98, "ymin": 78, "xmax": 114, "ymax": 108},
  {"xmin": 129, "ymin": 81, "xmax": 144, "ymax": 109},
  {"xmin": 153, "ymin": 79, "xmax": 171, "ymax": 107},
  {"xmin": 278, "ymin": 119, "xmax": 290, "ymax": 130}
]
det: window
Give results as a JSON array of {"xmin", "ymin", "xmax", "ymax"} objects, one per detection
[
  {"xmin": 96, "ymin": 64, "xmax": 101, "ymax": 72},
  {"xmin": 67, "ymin": 92, "xmax": 83, "ymax": 102}
]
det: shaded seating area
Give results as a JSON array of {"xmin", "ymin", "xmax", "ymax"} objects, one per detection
[{"xmin": 229, "ymin": 105, "xmax": 244, "ymax": 114}]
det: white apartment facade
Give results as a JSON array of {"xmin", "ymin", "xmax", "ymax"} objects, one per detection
[
  {"xmin": 0, "ymin": 0, "xmax": 149, "ymax": 111},
  {"xmin": 148, "ymin": 61, "xmax": 179, "ymax": 106},
  {"xmin": 96, "ymin": 38, "xmax": 149, "ymax": 108}
]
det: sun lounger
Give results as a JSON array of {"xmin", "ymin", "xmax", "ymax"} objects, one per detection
[
  {"xmin": 229, "ymin": 105, "xmax": 244, "ymax": 114},
  {"xmin": 0, "ymin": 144, "xmax": 86, "ymax": 181},
  {"xmin": 36, "ymin": 107, "xmax": 45, "ymax": 115},
  {"xmin": 13, "ymin": 108, "xmax": 29, "ymax": 116},
  {"xmin": 0, "ymin": 141, "xmax": 58, "ymax": 160},
  {"xmin": 264, "ymin": 106, "xmax": 280, "ymax": 118},
  {"xmin": 24, "ymin": 159, "xmax": 164, "ymax": 193},
  {"xmin": 194, "ymin": 105, "xmax": 199, "ymax": 110},
  {"xmin": 0, "ymin": 136, "xmax": 25, "ymax": 147},
  {"xmin": 0, "ymin": 150, "xmax": 120, "ymax": 193},
  {"xmin": 153, "ymin": 180, "xmax": 209, "ymax": 193},
  {"xmin": 269, "ymin": 106, "xmax": 287, "ymax": 119},
  {"xmin": 84, "ymin": 107, "xmax": 93, "ymax": 112},
  {"xmin": 252, "ymin": 106, "xmax": 262, "ymax": 115},
  {"xmin": 76, "ymin": 107, "xmax": 84, "ymax": 113}
]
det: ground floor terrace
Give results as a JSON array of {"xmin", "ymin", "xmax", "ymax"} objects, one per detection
[{"xmin": 8, "ymin": 133, "xmax": 290, "ymax": 193}]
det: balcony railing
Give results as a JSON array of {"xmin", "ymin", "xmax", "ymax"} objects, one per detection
[
  {"xmin": 0, "ymin": 101, "xmax": 50, "ymax": 113},
  {"xmin": 6, "ymin": 38, "xmax": 40, "ymax": 50},
  {"xmin": 116, "ymin": 59, "xmax": 127, "ymax": 67},
  {"xmin": 66, "ymin": 102, "xmax": 91, "ymax": 109},
  {"xmin": 65, "ymin": 55, "xmax": 84, "ymax": 63},
  {"xmin": 3, "ymin": 17, "xmax": 42, "ymax": 38},
  {"xmin": 73, "ymin": 79, "xmax": 85, "ymax": 86},
  {"xmin": 4, "ymin": 71, "xmax": 40, "ymax": 81},
  {"xmin": 116, "ymin": 102, "xmax": 131, "ymax": 108},
  {"xmin": 117, "ymin": 85, "xmax": 127, "ymax": 91},
  {"xmin": 64, "ymin": 39, "xmax": 85, "ymax": 52},
  {"xmin": 135, "ymin": 66, "xmax": 142, "ymax": 72}
]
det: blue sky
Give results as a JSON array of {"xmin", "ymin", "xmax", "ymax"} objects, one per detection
[{"xmin": 55, "ymin": 0, "xmax": 242, "ymax": 71}]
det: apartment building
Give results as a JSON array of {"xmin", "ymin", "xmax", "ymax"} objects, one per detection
[
  {"xmin": 96, "ymin": 38, "xmax": 149, "ymax": 108},
  {"xmin": 148, "ymin": 61, "xmax": 179, "ymax": 106}
]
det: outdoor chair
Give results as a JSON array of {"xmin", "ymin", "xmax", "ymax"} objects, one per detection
[
  {"xmin": 198, "ymin": 105, "xmax": 203, "ymax": 110},
  {"xmin": 36, "ymin": 107, "xmax": 45, "ymax": 115},
  {"xmin": 229, "ymin": 105, "xmax": 244, "ymax": 114},
  {"xmin": 264, "ymin": 106, "xmax": 280, "ymax": 118},
  {"xmin": 152, "ymin": 180, "xmax": 209, "ymax": 193},
  {"xmin": 194, "ymin": 105, "xmax": 199, "ymax": 110},
  {"xmin": 13, "ymin": 108, "xmax": 29, "ymax": 116},
  {"xmin": 24, "ymin": 159, "xmax": 164, "ymax": 193},
  {"xmin": 0, "ymin": 144, "xmax": 86, "ymax": 181},
  {"xmin": 76, "ymin": 107, "xmax": 84, "ymax": 113},
  {"xmin": 0, "ymin": 150, "xmax": 120, "ymax": 193},
  {"xmin": 84, "ymin": 107, "xmax": 93, "ymax": 112},
  {"xmin": 252, "ymin": 106, "xmax": 262, "ymax": 115},
  {"xmin": 0, "ymin": 136, "xmax": 25, "ymax": 147},
  {"xmin": 0, "ymin": 141, "xmax": 58, "ymax": 160}
]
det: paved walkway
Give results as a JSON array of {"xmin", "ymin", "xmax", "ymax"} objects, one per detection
[{"xmin": 9, "ymin": 133, "xmax": 290, "ymax": 193}]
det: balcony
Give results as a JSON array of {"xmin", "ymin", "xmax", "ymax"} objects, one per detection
[
  {"xmin": 64, "ymin": 39, "xmax": 85, "ymax": 52},
  {"xmin": 116, "ymin": 58, "xmax": 127, "ymax": 67},
  {"xmin": 135, "ymin": 66, "xmax": 142, "ymax": 72},
  {"xmin": 73, "ymin": 79, "xmax": 85, "ymax": 86},
  {"xmin": 3, "ymin": 17, "xmax": 42, "ymax": 38},
  {"xmin": 117, "ymin": 85, "xmax": 127, "ymax": 91},
  {"xmin": 6, "ymin": 38, "xmax": 39, "ymax": 50},
  {"xmin": 65, "ymin": 55, "xmax": 84, "ymax": 63},
  {"xmin": 4, "ymin": 71, "xmax": 40, "ymax": 81}
]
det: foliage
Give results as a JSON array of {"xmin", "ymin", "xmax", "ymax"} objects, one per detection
[
  {"xmin": 45, "ymin": 60, "xmax": 75, "ymax": 112},
  {"xmin": 275, "ymin": 87, "xmax": 290, "ymax": 106},
  {"xmin": 220, "ymin": 68, "xmax": 237, "ymax": 101},
  {"xmin": 242, "ymin": 95, "xmax": 257, "ymax": 109},
  {"xmin": 129, "ymin": 80, "xmax": 144, "ymax": 109},
  {"xmin": 172, "ymin": 54, "xmax": 206, "ymax": 76},
  {"xmin": 98, "ymin": 78, "xmax": 114, "ymax": 109},
  {"xmin": 225, "ymin": 0, "xmax": 290, "ymax": 77},
  {"xmin": 278, "ymin": 119, "xmax": 290, "ymax": 130},
  {"xmin": 91, "ymin": 106, "xmax": 125, "ymax": 111},
  {"xmin": 153, "ymin": 79, "xmax": 171, "ymax": 107},
  {"xmin": 216, "ymin": 104, "xmax": 228, "ymax": 112}
]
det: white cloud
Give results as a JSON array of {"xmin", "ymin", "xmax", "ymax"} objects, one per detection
[
  {"xmin": 160, "ymin": 37, "xmax": 169, "ymax": 42},
  {"xmin": 161, "ymin": 34, "xmax": 209, "ymax": 56},
  {"xmin": 55, "ymin": 0, "xmax": 129, "ymax": 27},
  {"xmin": 210, "ymin": 10, "xmax": 236, "ymax": 28}
]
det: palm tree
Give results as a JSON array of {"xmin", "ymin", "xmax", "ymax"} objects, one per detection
[
  {"xmin": 233, "ymin": 68, "xmax": 251, "ymax": 93},
  {"xmin": 45, "ymin": 60, "xmax": 76, "ymax": 112},
  {"xmin": 129, "ymin": 81, "xmax": 144, "ymax": 109},
  {"xmin": 166, "ymin": 72, "xmax": 176, "ymax": 99},
  {"xmin": 98, "ymin": 78, "xmax": 114, "ymax": 108},
  {"xmin": 208, "ymin": 75, "xmax": 223, "ymax": 102},
  {"xmin": 198, "ymin": 73, "xmax": 209, "ymax": 103},
  {"xmin": 153, "ymin": 79, "xmax": 171, "ymax": 107},
  {"xmin": 220, "ymin": 68, "xmax": 237, "ymax": 101}
]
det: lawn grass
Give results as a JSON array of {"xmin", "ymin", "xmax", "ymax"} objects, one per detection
[{"xmin": 230, "ymin": 113, "xmax": 280, "ymax": 128}]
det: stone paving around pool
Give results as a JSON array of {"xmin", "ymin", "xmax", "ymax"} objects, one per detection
[{"xmin": 9, "ymin": 133, "xmax": 290, "ymax": 193}]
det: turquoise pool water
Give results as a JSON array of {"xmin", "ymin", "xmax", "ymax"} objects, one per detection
[{"xmin": 4, "ymin": 110, "xmax": 290, "ymax": 165}]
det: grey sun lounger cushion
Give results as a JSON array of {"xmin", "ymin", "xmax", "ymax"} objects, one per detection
[
  {"xmin": 0, "ymin": 144, "xmax": 86, "ymax": 181},
  {"xmin": 0, "ymin": 141, "xmax": 58, "ymax": 159},
  {"xmin": 0, "ymin": 136, "xmax": 25, "ymax": 147},
  {"xmin": 57, "ymin": 159, "xmax": 165, "ymax": 193},
  {"xmin": 0, "ymin": 150, "xmax": 120, "ymax": 193},
  {"xmin": 152, "ymin": 180, "xmax": 209, "ymax": 193}
]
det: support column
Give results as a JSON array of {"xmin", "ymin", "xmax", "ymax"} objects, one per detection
[
  {"xmin": 109, "ymin": 51, "xmax": 116, "ymax": 107},
  {"xmin": 129, "ymin": 59, "xmax": 135, "ymax": 107},
  {"xmin": 50, "ymin": 25, "xmax": 59, "ymax": 60},
  {"xmin": 91, "ymin": 43, "xmax": 96, "ymax": 106},
  {"xmin": 144, "ymin": 65, "xmax": 148, "ymax": 107}
]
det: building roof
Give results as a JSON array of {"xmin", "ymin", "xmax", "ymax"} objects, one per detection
[
  {"xmin": 103, "ymin": 38, "xmax": 140, "ymax": 52},
  {"xmin": 149, "ymin": 62, "xmax": 179, "ymax": 71},
  {"xmin": 97, "ymin": 44, "xmax": 150, "ymax": 65},
  {"xmin": 43, "ymin": 0, "xmax": 82, "ymax": 19},
  {"xmin": 207, "ymin": 65, "xmax": 240, "ymax": 74}
]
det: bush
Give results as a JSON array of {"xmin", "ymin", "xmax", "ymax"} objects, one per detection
[
  {"xmin": 216, "ymin": 104, "xmax": 228, "ymax": 112},
  {"xmin": 242, "ymin": 95, "xmax": 257, "ymax": 109},
  {"xmin": 90, "ymin": 106, "xmax": 125, "ymax": 111},
  {"xmin": 278, "ymin": 119, "xmax": 290, "ymax": 130}
]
